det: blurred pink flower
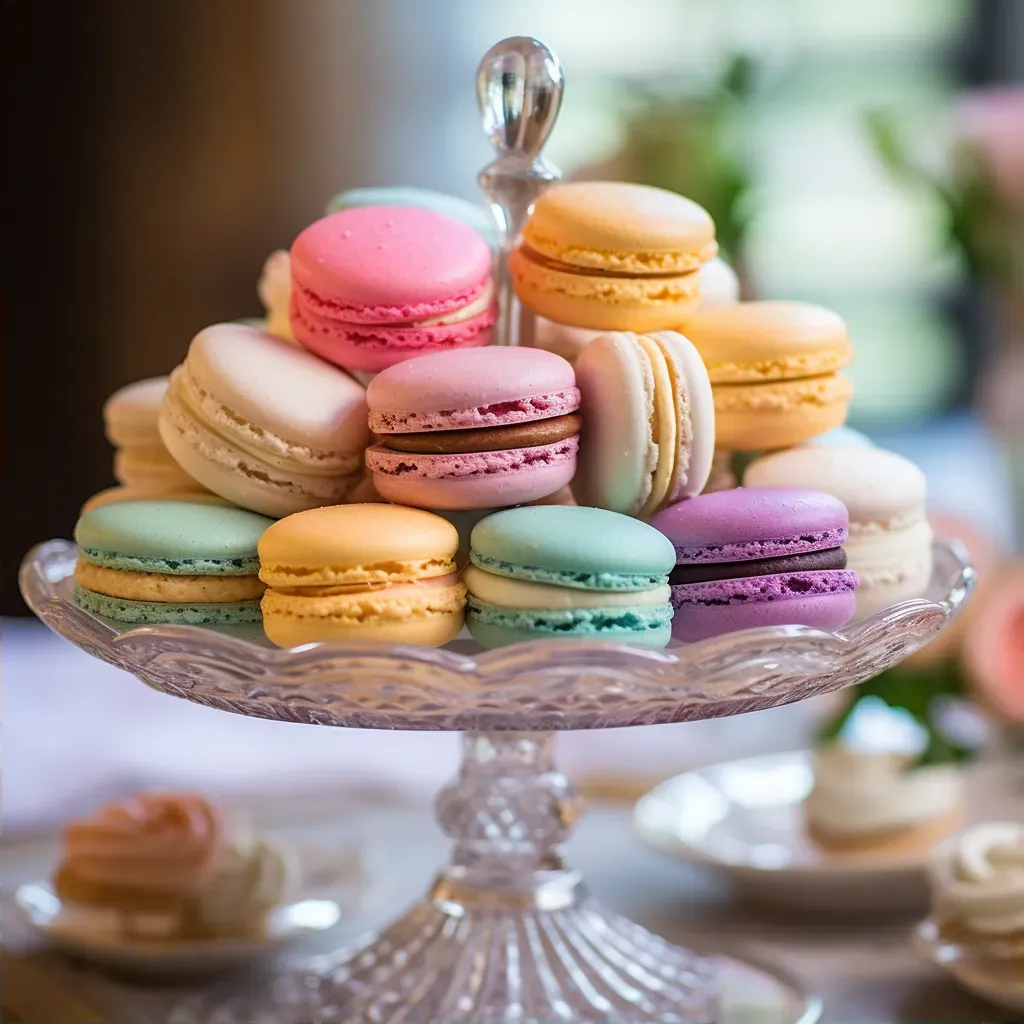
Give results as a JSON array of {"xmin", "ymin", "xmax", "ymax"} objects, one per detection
[
  {"xmin": 962, "ymin": 562, "xmax": 1024, "ymax": 723},
  {"xmin": 957, "ymin": 89, "xmax": 1024, "ymax": 210}
]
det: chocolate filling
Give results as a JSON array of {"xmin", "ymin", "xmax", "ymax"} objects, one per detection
[
  {"xmin": 670, "ymin": 546, "xmax": 847, "ymax": 585},
  {"xmin": 383, "ymin": 413, "xmax": 582, "ymax": 454},
  {"xmin": 519, "ymin": 245, "xmax": 701, "ymax": 280}
]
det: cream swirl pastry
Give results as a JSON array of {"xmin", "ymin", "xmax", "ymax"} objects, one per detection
[
  {"xmin": 930, "ymin": 822, "xmax": 1024, "ymax": 937},
  {"xmin": 59, "ymin": 793, "xmax": 225, "ymax": 899},
  {"xmin": 805, "ymin": 746, "xmax": 962, "ymax": 850},
  {"xmin": 54, "ymin": 792, "xmax": 298, "ymax": 941}
]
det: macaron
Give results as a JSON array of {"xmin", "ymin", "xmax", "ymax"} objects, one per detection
[
  {"xmin": 81, "ymin": 487, "xmax": 228, "ymax": 515},
  {"xmin": 289, "ymin": 206, "xmax": 498, "ymax": 373},
  {"xmin": 325, "ymin": 187, "xmax": 498, "ymax": 248},
  {"xmin": 652, "ymin": 488, "xmax": 858, "ymax": 642},
  {"xmin": 801, "ymin": 425, "xmax": 874, "ymax": 448},
  {"xmin": 74, "ymin": 501, "xmax": 273, "ymax": 624},
  {"xmin": 684, "ymin": 301, "xmax": 854, "ymax": 450},
  {"xmin": 743, "ymin": 445, "xmax": 933, "ymax": 619},
  {"xmin": 572, "ymin": 331, "xmax": 715, "ymax": 518},
  {"xmin": 464, "ymin": 506, "xmax": 675, "ymax": 649},
  {"xmin": 695, "ymin": 256, "xmax": 740, "ymax": 310},
  {"xmin": 258, "ymin": 504, "xmax": 465, "ymax": 648},
  {"xmin": 159, "ymin": 323, "xmax": 369, "ymax": 518},
  {"xmin": 103, "ymin": 377, "xmax": 209, "ymax": 497},
  {"xmin": 510, "ymin": 182, "xmax": 717, "ymax": 332},
  {"xmin": 365, "ymin": 348, "xmax": 581, "ymax": 510}
]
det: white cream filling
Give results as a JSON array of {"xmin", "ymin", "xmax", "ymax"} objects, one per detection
[
  {"xmin": 420, "ymin": 277, "xmax": 496, "ymax": 326},
  {"xmin": 464, "ymin": 565, "xmax": 669, "ymax": 610}
]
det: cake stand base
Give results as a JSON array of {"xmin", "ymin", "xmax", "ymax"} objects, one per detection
[{"xmin": 168, "ymin": 733, "xmax": 820, "ymax": 1024}]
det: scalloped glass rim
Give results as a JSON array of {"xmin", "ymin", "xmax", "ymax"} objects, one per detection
[{"xmin": 19, "ymin": 538, "xmax": 973, "ymax": 731}]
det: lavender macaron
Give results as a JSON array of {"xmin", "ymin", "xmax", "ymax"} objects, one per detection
[{"xmin": 651, "ymin": 488, "xmax": 858, "ymax": 642}]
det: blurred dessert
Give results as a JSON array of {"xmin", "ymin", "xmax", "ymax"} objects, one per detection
[
  {"xmin": 258, "ymin": 249, "xmax": 295, "ymax": 342},
  {"xmin": 53, "ymin": 792, "xmax": 297, "ymax": 941},
  {"xmin": 701, "ymin": 450, "xmax": 737, "ymax": 493},
  {"xmin": 928, "ymin": 821, "xmax": 1024, "ymax": 959},
  {"xmin": 805, "ymin": 746, "xmax": 963, "ymax": 855}
]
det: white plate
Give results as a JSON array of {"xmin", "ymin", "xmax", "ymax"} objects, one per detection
[
  {"xmin": 914, "ymin": 917, "xmax": 1024, "ymax": 1013},
  {"xmin": 14, "ymin": 882, "xmax": 346, "ymax": 978},
  {"xmin": 635, "ymin": 750, "xmax": 1021, "ymax": 916}
]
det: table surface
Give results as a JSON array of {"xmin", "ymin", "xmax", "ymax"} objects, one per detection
[{"xmin": 1, "ymin": 786, "xmax": 1002, "ymax": 1024}]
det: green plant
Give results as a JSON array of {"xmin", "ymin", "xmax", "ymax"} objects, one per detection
[{"xmin": 622, "ymin": 55, "xmax": 757, "ymax": 263}]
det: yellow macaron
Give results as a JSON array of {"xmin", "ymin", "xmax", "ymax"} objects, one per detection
[
  {"xmin": 510, "ymin": 182, "xmax": 716, "ymax": 332},
  {"xmin": 683, "ymin": 301, "xmax": 854, "ymax": 450},
  {"xmin": 258, "ymin": 504, "xmax": 466, "ymax": 648}
]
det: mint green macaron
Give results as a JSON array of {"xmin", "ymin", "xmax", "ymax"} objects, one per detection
[
  {"xmin": 73, "ymin": 500, "xmax": 274, "ymax": 625},
  {"xmin": 465, "ymin": 506, "xmax": 675, "ymax": 649}
]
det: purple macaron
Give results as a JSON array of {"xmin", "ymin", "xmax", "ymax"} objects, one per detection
[{"xmin": 650, "ymin": 488, "xmax": 859, "ymax": 642}]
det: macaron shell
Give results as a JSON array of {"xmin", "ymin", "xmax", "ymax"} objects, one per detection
[
  {"xmin": 651, "ymin": 488, "xmax": 849, "ymax": 558},
  {"xmin": 509, "ymin": 247, "xmax": 702, "ymax": 332},
  {"xmin": 368, "ymin": 442, "xmax": 578, "ymax": 511},
  {"xmin": 573, "ymin": 333, "xmax": 657, "ymax": 516},
  {"xmin": 75, "ymin": 501, "xmax": 273, "ymax": 570},
  {"xmin": 81, "ymin": 486, "xmax": 227, "ymax": 514},
  {"xmin": 291, "ymin": 300, "xmax": 496, "ymax": 374},
  {"xmin": 261, "ymin": 583, "xmax": 466, "ymax": 648},
  {"xmin": 470, "ymin": 506, "xmax": 676, "ymax": 585},
  {"xmin": 648, "ymin": 331, "xmax": 716, "ymax": 506},
  {"xmin": 743, "ymin": 445, "xmax": 927, "ymax": 528},
  {"xmin": 684, "ymin": 302, "xmax": 852, "ymax": 384},
  {"xmin": 466, "ymin": 600, "xmax": 673, "ymax": 649},
  {"xmin": 636, "ymin": 335, "xmax": 678, "ymax": 518},
  {"xmin": 522, "ymin": 182, "xmax": 717, "ymax": 273},
  {"xmin": 367, "ymin": 347, "xmax": 579, "ymax": 433},
  {"xmin": 695, "ymin": 257, "xmax": 739, "ymax": 310},
  {"xmin": 103, "ymin": 377, "xmax": 170, "ymax": 448},
  {"xmin": 74, "ymin": 586, "xmax": 263, "ymax": 625},
  {"xmin": 712, "ymin": 374, "xmax": 853, "ymax": 451},
  {"xmin": 670, "ymin": 584, "xmax": 857, "ymax": 642},
  {"xmin": 159, "ymin": 393, "xmax": 363, "ymax": 518},
  {"xmin": 291, "ymin": 207, "xmax": 492, "ymax": 318},
  {"xmin": 113, "ymin": 447, "xmax": 200, "ymax": 491},
  {"xmin": 258, "ymin": 504, "xmax": 459, "ymax": 587},
  {"xmin": 180, "ymin": 324, "xmax": 370, "ymax": 455},
  {"xmin": 845, "ymin": 518, "xmax": 933, "ymax": 619}
]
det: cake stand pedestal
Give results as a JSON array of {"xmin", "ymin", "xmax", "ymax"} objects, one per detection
[{"xmin": 20, "ymin": 539, "xmax": 973, "ymax": 1024}]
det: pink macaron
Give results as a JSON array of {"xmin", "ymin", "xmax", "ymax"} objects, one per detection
[
  {"xmin": 365, "ymin": 348, "xmax": 581, "ymax": 510},
  {"xmin": 290, "ymin": 206, "xmax": 498, "ymax": 373}
]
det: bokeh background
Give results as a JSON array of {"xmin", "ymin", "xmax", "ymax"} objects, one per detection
[{"xmin": 3, "ymin": 1, "xmax": 1022, "ymax": 833}]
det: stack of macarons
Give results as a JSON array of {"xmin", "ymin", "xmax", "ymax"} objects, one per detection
[
  {"xmin": 84, "ymin": 378, "xmax": 214, "ymax": 512},
  {"xmin": 65, "ymin": 175, "xmax": 938, "ymax": 648}
]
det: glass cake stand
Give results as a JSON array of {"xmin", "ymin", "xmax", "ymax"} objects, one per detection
[{"xmin": 20, "ymin": 537, "xmax": 973, "ymax": 1024}]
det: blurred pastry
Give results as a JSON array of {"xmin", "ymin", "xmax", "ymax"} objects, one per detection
[
  {"xmin": 53, "ymin": 792, "xmax": 297, "ymax": 941},
  {"xmin": 928, "ymin": 821, "xmax": 1024, "ymax": 959},
  {"xmin": 695, "ymin": 255, "xmax": 739, "ymax": 310},
  {"xmin": 257, "ymin": 249, "xmax": 295, "ymax": 342},
  {"xmin": 805, "ymin": 746, "xmax": 963, "ymax": 855},
  {"xmin": 510, "ymin": 181, "xmax": 716, "ymax": 332},
  {"xmin": 702, "ymin": 450, "xmax": 737, "ymax": 493},
  {"xmin": 745, "ymin": 445, "xmax": 932, "ymax": 619},
  {"xmin": 684, "ymin": 301, "xmax": 854, "ymax": 451},
  {"xmin": 94, "ymin": 377, "xmax": 211, "ymax": 505}
]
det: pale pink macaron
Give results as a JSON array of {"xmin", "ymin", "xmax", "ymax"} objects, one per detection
[
  {"xmin": 290, "ymin": 206, "xmax": 498, "ymax": 373},
  {"xmin": 365, "ymin": 348, "xmax": 581, "ymax": 510}
]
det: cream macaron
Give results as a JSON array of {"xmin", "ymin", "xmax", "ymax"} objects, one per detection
[
  {"xmin": 159, "ymin": 323, "xmax": 369, "ymax": 518},
  {"xmin": 744, "ymin": 444, "xmax": 933, "ymax": 619},
  {"xmin": 573, "ymin": 331, "xmax": 715, "ymax": 518}
]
